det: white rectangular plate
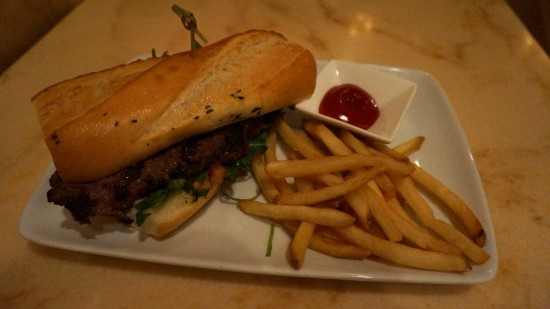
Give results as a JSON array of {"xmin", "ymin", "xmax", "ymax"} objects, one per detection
[{"xmin": 20, "ymin": 61, "xmax": 497, "ymax": 284}]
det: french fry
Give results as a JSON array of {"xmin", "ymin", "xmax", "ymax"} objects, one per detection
[
  {"xmin": 238, "ymin": 200, "xmax": 355, "ymax": 227},
  {"xmin": 343, "ymin": 186, "xmax": 370, "ymax": 228},
  {"xmin": 426, "ymin": 219, "xmax": 490, "ymax": 264},
  {"xmin": 265, "ymin": 153, "xmax": 381, "ymax": 179},
  {"xmin": 300, "ymin": 124, "xmax": 376, "ymax": 230},
  {"xmin": 385, "ymin": 195, "xmax": 418, "ymax": 225},
  {"xmin": 304, "ymin": 120, "xmax": 351, "ymax": 156},
  {"xmin": 276, "ymin": 119, "xmax": 344, "ymax": 187},
  {"xmin": 392, "ymin": 175, "xmax": 489, "ymax": 262},
  {"xmin": 384, "ymin": 204, "xmax": 462, "ymax": 255},
  {"xmin": 412, "ymin": 166, "xmax": 486, "ymax": 246},
  {"xmin": 263, "ymin": 129, "xmax": 295, "ymax": 195},
  {"xmin": 335, "ymin": 225, "xmax": 471, "ymax": 272},
  {"xmin": 363, "ymin": 184, "xmax": 402, "ymax": 242},
  {"xmin": 338, "ymin": 130, "xmax": 414, "ymax": 175},
  {"xmin": 393, "ymin": 136, "xmax": 425, "ymax": 156},
  {"xmin": 297, "ymin": 121, "xmax": 363, "ymax": 187},
  {"xmin": 288, "ymin": 221, "xmax": 316, "ymax": 269},
  {"xmin": 288, "ymin": 151, "xmax": 341, "ymax": 195},
  {"xmin": 251, "ymin": 155, "xmax": 279, "ymax": 203},
  {"xmin": 336, "ymin": 130, "xmax": 374, "ymax": 155},
  {"xmin": 370, "ymin": 156, "xmax": 415, "ymax": 176},
  {"xmin": 283, "ymin": 222, "xmax": 370, "ymax": 259},
  {"xmin": 374, "ymin": 172, "xmax": 397, "ymax": 199},
  {"xmin": 391, "ymin": 175, "xmax": 435, "ymax": 225},
  {"xmin": 275, "ymin": 166, "xmax": 385, "ymax": 205},
  {"xmin": 308, "ymin": 224, "xmax": 349, "ymax": 243},
  {"xmin": 287, "ymin": 173, "xmax": 315, "ymax": 270},
  {"xmin": 338, "ymin": 129, "xmax": 391, "ymax": 158},
  {"xmin": 264, "ymin": 128, "xmax": 279, "ymax": 163},
  {"xmin": 244, "ymin": 118, "xmax": 490, "ymax": 272},
  {"xmin": 276, "ymin": 119, "xmax": 325, "ymax": 159},
  {"xmin": 301, "ymin": 122, "xmax": 408, "ymax": 242},
  {"xmin": 307, "ymin": 121, "xmax": 414, "ymax": 177},
  {"xmin": 364, "ymin": 138, "xmax": 409, "ymax": 162},
  {"xmin": 304, "ymin": 122, "xmax": 405, "ymax": 241},
  {"xmin": 294, "ymin": 176, "xmax": 315, "ymax": 193}
]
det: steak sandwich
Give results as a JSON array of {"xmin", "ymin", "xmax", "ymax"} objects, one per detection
[{"xmin": 32, "ymin": 30, "xmax": 316, "ymax": 237}]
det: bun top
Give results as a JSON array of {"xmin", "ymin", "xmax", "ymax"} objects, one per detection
[{"xmin": 32, "ymin": 30, "xmax": 316, "ymax": 183}]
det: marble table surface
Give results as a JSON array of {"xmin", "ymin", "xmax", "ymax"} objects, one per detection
[{"xmin": 1, "ymin": 0, "xmax": 548, "ymax": 308}]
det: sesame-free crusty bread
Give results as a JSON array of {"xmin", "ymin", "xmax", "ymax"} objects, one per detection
[{"xmin": 33, "ymin": 30, "xmax": 316, "ymax": 183}]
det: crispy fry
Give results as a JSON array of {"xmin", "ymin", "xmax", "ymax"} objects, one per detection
[
  {"xmin": 294, "ymin": 176, "xmax": 315, "ymax": 193},
  {"xmin": 304, "ymin": 120, "xmax": 351, "ymax": 155},
  {"xmin": 238, "ymin": 200, "xmax": 355, "ymax": 227},
  {"xmin": 251, "ymin": 155, "xmax": 279, "ymax": 203},
  {"xmin": 338, "ymin": 130, "xmax": 414, "ymax": 175},
  {"xmin": 335, "ymin": 225, "xmax": 471, "ymax": 272},
  {"xmin": 374, "ymin": 172, "xmax": 397, "ymax": 199},
  {"xmin": 288, "ymin": 221, "xmax": 316, "ymax": 269},
  {"xmin": 275, "ymin": 166, "xmax": 385, "ymax": 205},
  {"xmin": 393, "ymin": 136, "xmax": 425, "ymax": 156},
  {"xmin": 263, "ymin": 129, "xmax": 295, "ymax": 195},
  {"xmin": 385, "ymin": 195, "xmax": 417, "ymax": 225},
  {"xmin": 297, "ymin": 123, "xmax": 407, "ymax": 242},
  {"xmin": 384, "ymin": 205, "xmax": 462, "ymax": 255},
  {"xmin": 276, "ymin": 119, "xmax": 344, "ymax": 187},
  {"xmin": 305, "ymin": 122, "xmax": 414, "ymax": 176},
  {"xmin": 364, "ymin": 138, "xmax": 409, "ymax": 162},
  {"xmin": 264, "ymin": 128, "xmax": 279, "ymax": 163},
  {"xmin": 287, "ymin": 172, "xmax": 316, "ymax": 270},
  {"xmin": 276, "ymin": 119, "xmax": 325, "ymax": 159},
  {"xmin": 412, "ymin": 166, "xmax": 486, "ymax": 246},
  {"xmin": 303, "ymin": 121, "xmax": 404, "ymax": 242},
  {"xmin": 265, "ymin": 153, "xmax": 381, "ymax": 179},
  {"xmin": 391, "ymin": 175, "xmax": 435, "ymax": 225},
  {"xmin": 392, "ymin": 175, "xmax": 489, "ymax": 262},
  {"xmin": 344, "ymin": 186, "xmax": 370, "ymax": 228},
  {"xmin": 363, "ymin": 184, "xmax": 403, "ymax": 242},
  {"xmin": 336, "ymin": 130, "xmax": 375, "ymax": 156},
  {"xmin": 370, "ymin": 156, "xmax": 415, "ymax": 176},
  {"xmin": 426, "ymin": 219, "xmax": 490, "ymax": 264},
  {"xmin": 283, "ymin": 222, "xmax": 370, "ymax": 259},
  {"xmin": 246, "ymin": 118, "xmax": 489, "ymax": 271}
]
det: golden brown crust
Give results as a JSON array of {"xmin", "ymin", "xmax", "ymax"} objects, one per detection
[{"xmin": 32, "ymin": 30, "xmax": 316, "ymax": 183}]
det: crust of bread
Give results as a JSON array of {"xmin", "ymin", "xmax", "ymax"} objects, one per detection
[
  {"xmin": 128, "ymin": 166, "xmax": 225, "ymax": 238},
  {"xmin": 127, "ymin": 183, "xmax": 220, "ymax": 238},
  {"xmin": 33, "ymin": 30, "xmax": 316, "ymax": 183}
]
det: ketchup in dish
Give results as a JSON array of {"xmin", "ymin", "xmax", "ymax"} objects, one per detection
[{"xmin": 319, "ymin": 84, "xmax": 380, "ymax": 130}]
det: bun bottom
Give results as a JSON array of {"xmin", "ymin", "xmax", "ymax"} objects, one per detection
[{"xmin": 128, "ymin": 166, "xmax": 225, "ymax": 238}]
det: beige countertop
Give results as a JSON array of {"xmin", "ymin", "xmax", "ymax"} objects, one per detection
[{"xmin": 1, "ymin": 0, "xmax": 549, "ymax": 307}]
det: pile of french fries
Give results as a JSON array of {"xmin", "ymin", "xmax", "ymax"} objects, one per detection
[{"xmin": 237, "ymin": 118, "xmax": 490, "ymax": 272}]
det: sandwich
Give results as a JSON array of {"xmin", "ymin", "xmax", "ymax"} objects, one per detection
[{"xmin": 32, "ymin": 30, "xmax": 316, "ymax": 237}]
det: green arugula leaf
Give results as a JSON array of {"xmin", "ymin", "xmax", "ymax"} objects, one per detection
[
  {"xmin": 133, "ymin": 173, "xmax": 212, "ymax": 226},
  {"xmin": 135, "ymin": 211, "xmax": 152, "ymax": 227},
  {"xmin": 134, "ymin": 188, "xmax": 170, "ymax": 212},
  {"xmin": 223, "ymin": 129, "xmax": 268, "ymax": 185},
  {"xmin": 266, "ymin": 223, "xmax": 275, "ymax": 257},
  {"xmin": 221, "ymin": 129, "xmax": 269, "ymax": 201}
]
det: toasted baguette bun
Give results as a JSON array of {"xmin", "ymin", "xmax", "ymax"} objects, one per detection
[
  {"xmin": 128, "ymin": 166, "xmax": 225, "ymax": 238},
  {"xmin": 33, "ymin": 30, "xmax": 316, "ymax": 183}
]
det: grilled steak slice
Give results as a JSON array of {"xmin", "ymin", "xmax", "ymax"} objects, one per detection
[{"xmin": 47, "ymin": 113, "xmax": 278, "ymax": 224}]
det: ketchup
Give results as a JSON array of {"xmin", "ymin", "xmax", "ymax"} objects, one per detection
[{"xmin": 319, "ymin": 84, "xmax": 380, "ymax": 130}]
